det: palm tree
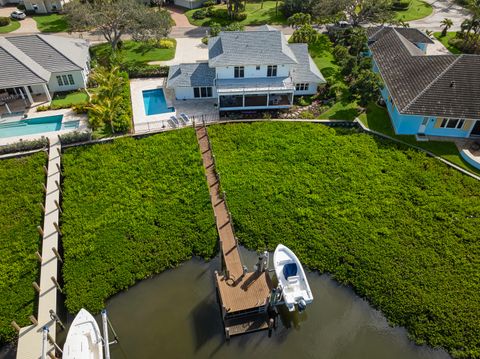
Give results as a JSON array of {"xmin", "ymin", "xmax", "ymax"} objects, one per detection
[{"xmin": 440, "ymin": 18, "xmax": 453, "ymax": 37}]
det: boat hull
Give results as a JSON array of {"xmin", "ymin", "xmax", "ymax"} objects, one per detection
[
  {"xmin": 273, "ymin": 244, "xmax": 313, "ymax": 312},
  {"xmin": 63, "ymin": 308, "xmax": 103, "ymax": 359}
]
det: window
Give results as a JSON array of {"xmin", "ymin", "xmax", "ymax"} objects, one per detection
[
  {"xmin": 193, "ymin": 87, "xmax": 213, "ymax": 98},
  {"xmin": 295, "ymin": 83, "xmax": 309, "ymax": 91},
  {"xmin": 62, "ymin": 75, "xmax": 68, "ymax": 86},
  {"xmin": 440, "ymin": 118, "xmax": 465, "ymax": 129},
  {"xmin": 67, "ymin": 74, "xmax": 75, "ymax": 85},
  {"xmin": 56, "ymin": 75, "xmax": 63, "ymax": 86},
  {"xmin": 267, "ymin": 65, "xmax": 277, "ymax": 77},
  {"xmin": 256, "ymin": 66, "xmax": 260, "ymax": 70},
  {"xmin": 234, "ymin": 66, "xmax": 244, "ymax": 78}
]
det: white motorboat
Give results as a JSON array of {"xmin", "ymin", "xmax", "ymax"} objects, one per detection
[
  {"xmin": 63, "ymin": 308, "xmax": 103, "ymax": 359},
  {"xmin": 273, "ymin": 244, "xmax": 313, "ymax": 312}
]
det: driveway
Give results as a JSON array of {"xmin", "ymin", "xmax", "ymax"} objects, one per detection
[
  {"xmin": 149, "ymin": 37, "xmax": 208, "ymax": 66},
  {"xmin": 409, "ymin": 0, "xmax": 470, "ymax": 31},
  {"xmin": 0, "ymin": 6, "xmax": 39, "ymax": 34}
]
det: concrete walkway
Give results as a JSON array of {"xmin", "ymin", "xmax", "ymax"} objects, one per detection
[
  {"xmin": 409, "ymin": 0, "xmax": 470, "ymax": 31},
  {"xmin": 167, "ymin": 5, "xmax": 194, "ymax": 28},
  {"xmin": 17, "ymin": 137, "xmax": 62, "ymax": 359}
]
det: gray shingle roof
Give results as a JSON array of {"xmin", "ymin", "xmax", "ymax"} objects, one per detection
[
  {"xmin": 167, "ymin": 63, "xmax": 215, "ymax": 87},
  {"xmin": 7, "ymin": 35, "xmax": 83, "ymax": 73},
  {"xmin": 0, "ymin": 47, "xmax": 47, "ymax": 88},
  {"xmin": 370, "ymin": 28, "xmax": 480, "ymax": 119},
  {"xmin": 38, "ymin": 35, "xmax": 90, "ymax": 70},
  {"xmin": 367, "ymin": 26, "xmax": 434, "ymax": 44},
  {"xmin": 289, "ymin": 43, "xmax": 326, "ymax": 84},
  {"xmin": 208, "ymin": 30, "xmax": 298, "ymax": 67}
]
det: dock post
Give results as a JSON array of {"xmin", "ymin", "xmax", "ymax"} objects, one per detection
[
  {"xmin": 54, "ymin": 200, "xmax": 62, "ymax": 214},
  {"xmin": 52, "ymin": 248, "xmax": 63, "ymax": 264},
  {"xmin": 49, "ymin": 310, "xmax": 66, "ymax": 331},
  {"xmin": 43, "ymin": 165, "xmax": 48, "ymax": 176},
  {"xmin": 225, "ymin": 327, "xmax": 230, "ymax": 341},
  {"xmin": 42, "ymin": 182, "xmax": 47, "ymax": 193},
  {"xmin": 29, "ymin": 315, "xmax": 38, "ymax": 326},
  {"xmin": 51, "ymin": 276, "xmax": 63, "ymax": 293},
  {"xmin": 35, "ymin": 251, "xmax": 43, "ymax": 263},
  {"xmin": 39, "ymin": 202, "xmax": 46, "ymax": 213},
  {"xmin": 54, "ymin": 180, "xmax": 62, "ymax": 194},
  {"xmin": 37, "ymin": 226, "xmax": 44, "ymax": 237},
  {"xmin": 53, "ymin": 222, "xmax": 62, "ymax": 236},
  {"xmin": 268, "ymin": 318, "xmax": 274, "ymax": 338},
  {"xmin": 33, "ymin": 281, "xmax": 41, "ymax": 293},
  {"xmin": 56, "ymin": 163, "xmax": 61, "ymax": 173},
  {"xmin": 11, "ymin": 321, "xmax": 21, "ymax": 333}
]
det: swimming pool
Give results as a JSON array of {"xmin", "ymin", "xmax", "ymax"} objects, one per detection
[
  {"xmin": 0, "ymin": 115, "xmax": 78, "ymax": 138},
  {"xmin": 142, "ymin": 89, "xmax": 175, "ymax": 116}
]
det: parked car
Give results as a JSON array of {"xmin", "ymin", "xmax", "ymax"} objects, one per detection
[{"xmin": 10, "ymin": 10, "xmax": 26, "ymax": 20}]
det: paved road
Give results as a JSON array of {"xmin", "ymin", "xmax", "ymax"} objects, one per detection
[{"xmin": 409, "ymin": 0, "xmax": 470, "ymax": 31}]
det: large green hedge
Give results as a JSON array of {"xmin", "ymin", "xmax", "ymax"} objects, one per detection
[
  {"xmin": 0, "ymin": 153, "xmax": 46, "ymax": 346},
  {"xmin": 208, "ymin": 122, "xmax": 480, "ymax": 359},
  {"xmin": 61, "ymin": 130, "xmax": 217, "ymax": 313}
]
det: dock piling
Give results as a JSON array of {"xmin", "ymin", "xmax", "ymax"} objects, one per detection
[
  {"xmin": 49, "ymin": 310, "xmax": 66, "ymax": 331},
  {"xmin": 35, "ymin": 251, "xmax": 43, "ymax": 263},
  {"xmin": 50, "ymin": 276, "xmax": 63, "ymax": 293},
  {"xmin": 11, "ymin": 321, "xmax": 21, "ymax": 333},
  {"xmin": 33, "ymin": 281, "xmax": 41, "ymax": 293},
  {"xmin": 52, "ymin": 247, "xmax": 63, "ymax": 264},
  {"xmin": 29, "ymin": 315, "xmax": 38, "ymax": 326},
  {"xmin": 37, "ymin": 225, "xmax": 44, "ymax": 237}
]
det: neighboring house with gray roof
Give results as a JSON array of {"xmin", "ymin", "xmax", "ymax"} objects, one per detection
[
  {"xmin": 167, "ymin": 27, "xmax": 325, "ymax": 111},
  {"xmin": 368, "ymin": 27, "xmax": 480, "ymax": 140},
  {"xmin": 0, "ymin": 34, "xmax": 89, "ymax": 105}
]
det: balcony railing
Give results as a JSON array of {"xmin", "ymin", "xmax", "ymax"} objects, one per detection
[{"xmin": 215, "ymin": 77, "xmax": 295, "ymax": 94}]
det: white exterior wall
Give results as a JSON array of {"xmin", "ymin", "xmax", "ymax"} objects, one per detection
[
  {"xmin": 24, "ymin": 0, "xmax": 65, "ymax": 13},
  {"xmin": 48, "ymin": 70, "xmax": 87, "ymax": 93},
  {"xmin": 174, "ymin": 86, "xmax": 217, "ymax": 100},
  {"xmin": 215, "ymin": 64, "xmax": 291, "ymax": 79},
  {"xmin": 294, "ymin": 82, "xmax": 320, "ymax": 96},
  {"xmin": 174, "ymin": 0, "xmax": 204, "ymax": 9}
]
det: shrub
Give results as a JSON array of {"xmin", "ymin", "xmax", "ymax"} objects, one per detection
[
  {"xmin": 157, "ymin": 39, "xmax": 175, "ymax": 49},
  {"xmin": 72, "ymin": 103, "xmax": 88, "ymax": 114},
  {"xmin": 0, "ymin": 138, "xmax": 48, "ymax": 155},
  {"xmin": 203, "ymin": 0, "xmax": 216, "ymax": 7},
  {"xmin": 61, "ymin": 131, "xmax": 217, "ymax": 312},
  {"xmin": 233, "ymin": 12, "xmax": 247, "ymax": 21},
  {"xmin": 17, "ymin": 4, "xmax": 26, "ymax": 10},
  {"xmin": 201, "ymin": 36, "xmax": 209, "ymax": 45},
  {"xmin": 125, "ymin": 64, "xmax": 169, "ymax": 78},
  {"xmin": 391, "ymin": 0, "xmax": 410, "ymax": 10},
  {"xmin": 193, "ymin": 9, "xmax": 207, "ymax": 19},
  {"xmin": 299, "ymin": 110, "xmax": 315, "ymax": 119},
  {"xmin": 0, "ymin": 17, "xmax": 11, "ymax": 27},
  {"xmin": 209, "ymin": 22, "xmax": 221, "ymax": 37},
  {"xmin": 36, "ymin": 105, "xmax": 50, "ymax": 112},
  {"xmin": 59, "ymin": 131, "xmax": 92, "ymax": 145},
  {"xmin": 205, "ymin": 6, "xmax": 215, "ymax": 17}
]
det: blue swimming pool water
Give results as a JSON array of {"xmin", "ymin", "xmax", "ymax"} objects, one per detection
[
  {"xmin": 142, "ymin": 89, "xmax": 175, "ymax": 116},
  {"xmin": 0, "ymin": 115, "xmax": 76, "ymax": 138}
]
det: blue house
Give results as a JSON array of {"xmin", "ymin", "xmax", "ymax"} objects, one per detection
[{"xmin": 367, "ymin": 27, "xmax": 480, "ymax": 140}]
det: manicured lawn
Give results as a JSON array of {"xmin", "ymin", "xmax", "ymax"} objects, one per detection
[
  {"xmin": 393, "ymin": 0, "xmax": 433, "ymax": 21},
  {"xmin": 90, "ymin": 40, "xmax": 176, "ymax": 65},
  {"xmin": 51, "ymin": 90, "xmax": 89, "ymax": 107},
  {"xmin": 0, "ymin": 153, "xmax": 46, "ymax": 346},
  {"xmin": 0, "ymin": 19, "xmax": 20, "ymax": 33},
  {"xmin": 185, "ymin": 0, "xmax": 286, "ymax": 26},
  {"xmin": 208, "ymin": 121, "xmax": 480, "ymax": 359},
  {"xmin": 33, "ymin": 14, "xmax": 70, "ymax": 32},
  {"xmin": 359, "ymin": 103, "xmax": 480, "ymax": 175},
  {"xmin": 61, "ymin": 130, "xmax": 217, "ymax": 313},
  {"xmin": 308, "ymin": 35, "xmax": 361, "ymax": 120},
  {"xmin": 434, "ymin": 32, "xmax": 462, "ymax": 54}
]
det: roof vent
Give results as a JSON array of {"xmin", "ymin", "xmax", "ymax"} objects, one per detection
[{"xmin": 450, "ymin": 80, "xmax": 455, "ymax": 88}]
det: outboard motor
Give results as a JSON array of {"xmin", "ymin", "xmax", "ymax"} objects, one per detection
[{"xmin": 297, "ymin": 299, "xmax": 307, "ymax": 313}]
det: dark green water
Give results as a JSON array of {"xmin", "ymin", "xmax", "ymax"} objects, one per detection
[{"xmin": 86, "ymin": 248, "xmax": 450, "ymax": 359}]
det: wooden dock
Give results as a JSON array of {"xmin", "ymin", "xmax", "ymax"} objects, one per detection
[
  {"xmin": 196, "ymin": 124, "xmax": 274, "ymax": 338},
  {"xmin": 17, "ymin": 137, "xmax": 62, "ymax": 359}
]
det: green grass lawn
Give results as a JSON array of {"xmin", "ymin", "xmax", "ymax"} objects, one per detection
[
  {"xmin": 51, "ymin": 90, "xmax": 89, "ymax": 108},
  {"xmin": 208, "ymin": 121, "xmax": 480, "ymax": 359},
  {"xmin": 308, "ymin": 35, "xmax": 361, "ymax": 120},
  {"xmin": 0, "ymin": 153, "xmax": 46, "ymax": 346},
  {"xmin": 393, "ymin": 0, "xmax": 433, "ymax": 21},
  {"xmin": 359, "ymin": 103, "xmax": 480, "ymax": 175},
  {"xmin": 33, "ymin": 14, "xmax": 70, "ymax": 32},
  {"xmin": 0, "ymin": 19, "xmax": 20, "ymax": 33},
  {"xmin": 91, "ymin": 40, "xmax": 176, "ymax": 65},
  {"xmin": 185, "ymin": 0, "xmax": 286, "ymax": 26},
  {"xmin": 434, "ymin": 32, "xmax": 462, "ymax": 54},
  {"xmin": 61, "ymin": 130, "xmax": 217, "ymax": 313}
]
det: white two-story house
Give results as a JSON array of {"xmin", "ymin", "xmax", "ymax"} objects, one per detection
[{"xmin": 167, "ymin": 26, "xmax": 325, "ymax": 111}]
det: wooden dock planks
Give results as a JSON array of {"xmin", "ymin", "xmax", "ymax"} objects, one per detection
[{"xmin": 196, "ymin": 124, "xmax": 273, "ymax": 337}]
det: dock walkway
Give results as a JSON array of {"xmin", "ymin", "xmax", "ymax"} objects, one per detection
[
  {"xmin": 196, "ymin": 124, "xmax": 273, "ymax": 337},
  {"xmin": 17, "ymin": 137, "xmax": 61, "ymax": 359}
]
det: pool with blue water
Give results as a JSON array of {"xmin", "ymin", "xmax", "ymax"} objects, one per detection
[
  {"xmin": 142, "ymin": 89, "xmax": 175, "ymax": 116},
  {"xmin": 0, "ymin": 115, "xmax": 79, "ymax": 138}
]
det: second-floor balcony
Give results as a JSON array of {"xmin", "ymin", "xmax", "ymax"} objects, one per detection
[{"xmin": 215, "ymin": 77, "xmax": 295, "ymax": 94}]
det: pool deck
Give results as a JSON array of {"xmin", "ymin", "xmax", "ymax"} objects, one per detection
[
  {"xmin": 130, "ymin": 78, "xmax": 177, "ymax": 133},
  {"xmin": 0, "ymin": 109, "xmax": 88, "ymax": 146}
]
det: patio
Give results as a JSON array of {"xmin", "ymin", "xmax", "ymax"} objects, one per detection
[{"xmin": 0, "ymin": 91, "xmax": 50, "ymax": 118}]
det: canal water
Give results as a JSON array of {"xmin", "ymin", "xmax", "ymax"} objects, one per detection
[{"xmin": 62, "ymin": 247, "xmax": 450, "ymax": 359}]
